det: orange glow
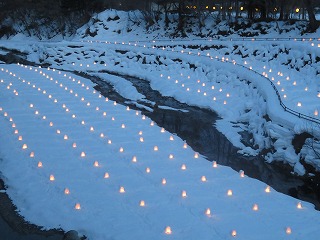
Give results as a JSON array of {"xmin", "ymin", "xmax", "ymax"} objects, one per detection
[
  {"xmin": 181, "ymin": 164, "xmax": 187, "ymax": 170},
  {"xmin": 297, "ymin": 202, "xmax": 302, "ymax": 209},
  {"xmin": 30, "ymin": 152, "xmax": 35, "ymax": 158},
  {"xmin": 183, "ymin": 143, "xmax": 188, "ymax": 149},
  {"xmin": 75, "ymin": 203, "xmax": 81, "ymax": 210},
  {"xmin": 64, "ymin": 188, "xmax": 70, "ymax": 195},
  {"xmin": 252, "ymin": 204, "xmax": 259, "ymax": 211},
  {"xmin": 213, "ymin": 161, "xmax": 218, "ymax": 168},
  {"xmin": 119, "ymin": 186, "xmax": 125, "ymax": 193},
  {"xmin": 132, "ymin": 156, "xmax": 137, "ymax": 163},
  {"xmin": 164, "ymin": 226, "xmax": 172, "ymax": 235},
  {"xmin": 169, "ymin": 154, "xmax": 174, "ymax": 159},
  {"xmin": 181, "ymin": 190, "xmax": 187, "ymax": 198},
  {"xmin": 139, "ymin": 200, "xmax": 145, "ymax": 207},
  {"xmin": 227, "ymin": 190, "xmax": 233, "ymax": 196},
  {"xmin": 162, "ymin": 178, "xmax": 167, "ymax": 185},
  {"xmin": 194, "ymin": 152, "xmax": 199, "ymax": 158},
  {"xmin": 81, "ymin": 152, "xmax": 86, "ymax": 157},
  {"xmin": 146, "ymin": 167, "xmax": 151, "ymax": 173},
  {"xmin": 37, "ymin": 161, "xmax": 43, "ymax": 168},
  {"xmin": 94, "ymin": 161, "xmax": 99, "ymax": 167},
  {"xmin": 104, "ymin": 172, "xmax": 110, "ymax": 179},
  {"xmin": 22, "ymin": 144, "xmax": 28, "ymax": 150},
  {"xmin": 286, "ymin": 227, "xmax": 292, "ymax": 235},
  {"xmin": 205, "ymin": 208, "xmax": 211, "ymax": 216},
  {"xmin": 119, "ymin": 147, "xmax": 124, "ymax": 153},
  {"xmin": 201, "ymin": 176, "xmax": 207, "ymax": 182},
  {"xmin": 18, "ymin": 136, "xmax": 22, "ymax": 141},
  {"xmin": 154, "ymin": 146, "xmax": 158, "ymax": 151},
  {"xmin": 231, "ymin": 230, "xmax": 237, "ymax": 237},
  {"xmin": 265, "ymin": 185, "xmax": 271, "ymax": 193},
  {"xmin": 50, "ymin": 175, "xmax": 55, "ymax": 181}
]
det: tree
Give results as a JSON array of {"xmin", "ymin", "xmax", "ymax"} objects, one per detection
[{"xmin": 303, "ymin": 0, "xmax": 319, "ymax": 31}]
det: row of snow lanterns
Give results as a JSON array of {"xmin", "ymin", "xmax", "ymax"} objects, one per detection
[
  {"xmin": 0, "ymin": 65, "xmax": 306, "ymax": 237},
  {"xmin": 12, "ymin": 65, "xmax": 226, "ymax": 207},
  {"xmin": 88, "ymin": 39, "xmax": 319, "ymax": 118},
  {"xmin": 159, "ymin": 72, "xmax": 230, "ymax": 105},
  {"xmin": 21, "ymin": 43, "xmax": 312, "ymax": 234}
]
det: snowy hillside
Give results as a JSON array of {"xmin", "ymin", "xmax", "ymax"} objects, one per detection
[{"xmin": 0, "ymin": 8, "xmax": 320, "ymax": 240}]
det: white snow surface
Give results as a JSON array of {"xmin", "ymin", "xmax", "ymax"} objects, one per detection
[
  {"xmin": 0, "ymin": 63, "xmax": 320, "ymax": 240},
  {"xmin": 0, "ymin": 9, "xmax": 320, "ymax": 240}
]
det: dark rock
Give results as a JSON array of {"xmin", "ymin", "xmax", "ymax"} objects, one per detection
[{"xmin": 63, "ymin": 230, "xmax": 80, "ymax": 240}]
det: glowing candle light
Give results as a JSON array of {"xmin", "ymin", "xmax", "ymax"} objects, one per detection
[
  {"xmin": 75, "ymin": 203, "xmax": 81, "ymax": 210},
  {"xmin": 64, "ymin": 188, "xmax": 70, "ymax": 195},
  {"xmin": 121, "ymin": 124, "xmax": 125, "ymax": 129},
  {"xmin": 119, "ymin": 186, "xmax": 125, "ymax": 193},
  {"xmin": 201, "ymin": 176, "xmax": 207, "ymax": 182},
  {"xmin": 72, "ymin": 114, "xmax": 76, "ymax": 118},
  {"xmin": 297, "ymin": 202, "xmax": 302, "ymax": 209},
  {"xmin": 150, "ymin": 121, "xmax": 154, "ymax": 126},
  {"xmin": 169, "ymin": 136, "xmax": 174, "ymax": 141},
  {"xmin": 164, "ymin": 226, "xmax": 172, "ymax": 235},
  {"xmin": 50, "ymin": 175, "xmax": 55, "ymax": 181},
  {"xmin": 318, "ymin": 93, "xmax": 320, "ymax": 98},
  {"xmin": 142, "ymin": 115, "xmax": 146, "ymax": 120},
  {"xmin": 314, "ymin": 110, "xmax": 318, "ymax": 116},
  {"xmin": 183, "ymin": 143, "xmax": 188, "ymax": 149},
  {"xmin": 132, "ymin": 156, "xmax": 137, "ymax": 163},
  {"xmin": 37, "ymin": 161, "xmax": 43, "ymax": 168},
  {"xmin": 9, "ymin": 118, "xmax": 12, "ymax": 122},
  {"xmin": 104, "ymin": 172, "xmax": 109, "ymax": 178},
  {"xmin": 100, "ymin": 133, "xmax": 104, "ymax": 138},
  {"xmin": 81, "ymin": 120, "xmax": 85, "ymax": 125},
  {"xmin": 139, "ymin": 200, "xmax": 145, "ymax": 207},
  {"xmin": 140, "ymin": 137, "xmax": 144, "ymax": 142},
  {"xmin": 18, "ymin": 136, "xmax": 22, "ymax": 141},
  {"xmin": 92, "ymin": 161, "xmax": 99, "ymax": 167},
  {"xmin": 213, "ymin": 161, "xmax": 218, "ymax": 168},
  {"xmin": 90, "ymin": 126, "xmax": 94, "ymax": 132},
  {"xmin": 108, "ymin": 140, "xmax": 112, "ymax": 144},
  {"xmin": 265, "ymin": 185, "xmax": 271, "ymax": 193},
  {"xmin": 286, "ymin": 227, "xmax": 292, "ymax": 235},
  {"xmin": 293, "ymin": 81, "xmax": 297, "ymax": 86},
  {"xmin": 181, "ymin": 164, "xmax": 187, "ymax": 170},
  {"xmin": 81, "ymin": 152, "xmax": 86, "ymax": 157},
  {"xmin": 87, "ymin": 102, "xmax": 90, "ymax": 106},
  {"xmin": 22, "ymin": 144, "xmax": 28, "ymax": 150},
  {"xmin": 169, "ymin": 154, "xmax": 174, "ymax": 159},
  {"xmin": 252, "ymin": 204, "xmax": 259, "ymax": 211},
  {"xmin": 162, "ymin": 178, "xmax": 167, "ymax": 185},
  {"xmin": 240, "ymin": 170, "xmax": 245, "ymax": 178},
  {"xmin": 64, "ymin": 135, "xmax": 68, "ymax": 140},
  {"xmin": 205, "ymin": 208, "xmax": 211, "ymax": 216},
  {"xmin": 96, "ymin": 107, "xmax": 99, "ymax": 111},
  {"xmin": 119, "ymin": 147, "xmax": 124, "ymax": 153},
  {"xmin": 227, "ymin": 190, "xmax": 233, "ymax": 196},
  {"xmin": 161, "ymin": 128, "xmax": 165, "ymax": 133},
  {"xmin": 103, "ymin": 112, "xmax": 107, "ymax": 116},
  {"xmin": 297, "ymin": 102, "xmax": 302, "ymax": 107},
  {"xmin": 14, "ymin": 130, "xmax": 18, "ymax": 134},
  {"xmin": 146, "ymin": 167, "xmax": 151, "ymax": 173},
  {"xmin": 194, "ymin": 152, "xmax": 199, "ymax": 158},
  {"xmin": 181, "ymin": 190, "xmax": 187, "ymax": 198},
  {"xmin": 56, "ymin": 130, "xmax": 61, "ymax": 134},
  {"xmin": 231, "ymin": 230, "xmax": 237, "ymax": 237},
  {"xmin": 30, "ymin": 152, "xmax": 35, "ymax": 158}
]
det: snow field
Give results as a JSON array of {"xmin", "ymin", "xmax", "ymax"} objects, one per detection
[{"xmin": 1, "ymin": 63, "xmax": 320, "ymax": 239}]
